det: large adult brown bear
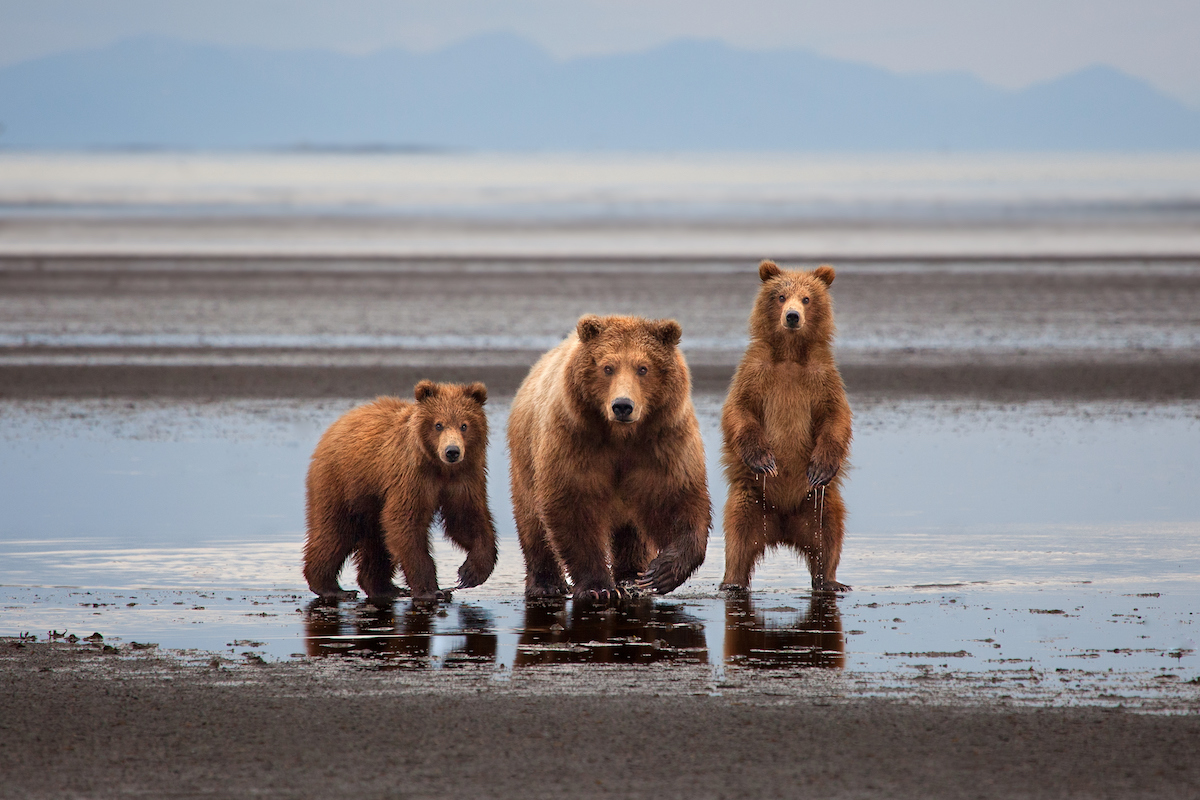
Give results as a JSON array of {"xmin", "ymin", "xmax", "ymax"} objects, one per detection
[
  {"xmin": 721, "ymin": 260, "xmax": 853, "ymax": 592},
  {"xmin": 508, "ymin": 314, "xmax": 711, "ymax": 601},
  {"xmin": 303, "ymin": 381, "xmax": 497, "ymax": 603}
]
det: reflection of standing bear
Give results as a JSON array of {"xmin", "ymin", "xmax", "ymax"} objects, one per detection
[
  {"xmin": 508, "ymin": 315, "xmax": 711, "ymax": 601},
  {"xmin": 303, "ymin": 381, "xmax": 497, "ymax": 603},
  {"xmin": 721, "ymin": 261, "xmax": 852, "ymax": 591}
]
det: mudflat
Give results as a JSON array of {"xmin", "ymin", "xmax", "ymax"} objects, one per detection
[
  {"xmin": 3, "ymin": 253, "xmax": 1200, "ymax": 798},
  {"xmin": 3, "ymin": 640, "xmax": 1199, "ymax": 800},
  {"xmin": 2, "ymin": 256, "xmax": 1199, "ymax": 401}
]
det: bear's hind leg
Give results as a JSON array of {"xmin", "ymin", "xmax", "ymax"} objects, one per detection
[
  {"xmin": 720, "ymin": 486, "xmax": 778, "ymax": 591},
  {"xmin": 353, "ymin": 512, "xmax": 407, "ymax": 603},
  {"xmin": 782, "ymin": 487, "xmax": 850, "ymax": 592},
  {"xmin": 303, "ymin": 500, "xmax": 360, "ymax": 600}
]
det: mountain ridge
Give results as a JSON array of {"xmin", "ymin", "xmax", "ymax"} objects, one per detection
[{"xmin": 1, "ymin": 33, "xmax": 1197, "ymax": 151}]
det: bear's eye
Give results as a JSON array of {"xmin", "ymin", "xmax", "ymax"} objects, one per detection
[
  {"xmin": 603, "ymin": 365, "xmax": 614, "ymax": 376},
  {"xmin": 434, "ymin": 422, "xmax": 443, "ymax": 431},
  {"xmin": 802, "ymin": 296, "xmax": 810, "ymax": 305},
  {"xmin": 778, "ymin": 294, "xmax": 786, "ymax": 303},
  {"xmin": 637, "ymin": 366, "xmax": 648, "ymax": 376},
  {"xmin": 460, "ymin": 423, "xmax": 467, "ymax": 432}
]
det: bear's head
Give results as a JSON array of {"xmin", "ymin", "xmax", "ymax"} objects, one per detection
[
  {"xmin": 752, "ymin": 260, "xmax": 837, "ymax": 348},
  {"xmin": 412, "ymin": 380, "xmax": 489, "ymax": 467},
  {"xmin": 570, "ymin": 314, "xmax": 687, "ymax": 432}
]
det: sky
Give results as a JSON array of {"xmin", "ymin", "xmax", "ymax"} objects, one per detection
[{"xmin": 1, "ymin": 0, "xmax": 1198, "ymax": 106}]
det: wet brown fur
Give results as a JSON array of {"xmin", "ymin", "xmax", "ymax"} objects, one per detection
[
  {"xmin": 303, "ymin": 381, "xmax": 497, "ymax": 602},
  {"xmin": 721, "ymin": 261, "xmax": 853, "ymax": 591},
  {"xmin": 508, "ymin": 315, "xmax": 711, "ymax": 600}
]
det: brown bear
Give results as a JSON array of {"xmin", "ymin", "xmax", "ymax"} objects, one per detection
[
  {"xmin": 303, "ymin": 381, "xmax": 497, "ymax": 603},
  {"xmin": 720, "ymin": 260, "xmax": 853, "ymax": 592},
  {"xmin": 508, "ymin": 314, "xmax": 711, "ymax": 601}
]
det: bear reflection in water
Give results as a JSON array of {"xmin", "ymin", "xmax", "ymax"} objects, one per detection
[
  {"xmin": 304, "ymin": 600, "xmax": 497, "ymax": 668},
  {"xmin": 723, "ymin": 593, "xmax": 845, "ymax": 669},
  {"xmin": 515, "ymin": 599, "xmax": 708, "ymax": 666},
  {"xmin": 303, "ymin": 593, "xmax": 844, "ymax": 669}
]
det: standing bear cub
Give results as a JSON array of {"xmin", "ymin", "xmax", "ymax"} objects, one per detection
[
  {"xmin": 508, "ymin": 314, "xmax": 711, "ymax": 601},
  {"xmin": 303, "ymin": 381, "xmax": 498, "ymax": 603},
  {"xmin": 721, "ymin": 261, "xmax": 853, "ymax": 592}
]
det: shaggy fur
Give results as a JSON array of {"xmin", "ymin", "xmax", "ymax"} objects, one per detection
[
  {"xmin": 720, "ymin": 261, "xmax": 853, "ymax": 591},
  {"xmin": 303, "ymin": 381, "xmax": 497, "ymax": 602},
  {"xmin": 508, "ymin": 314, "xmax": 711, "ymax": 601}
]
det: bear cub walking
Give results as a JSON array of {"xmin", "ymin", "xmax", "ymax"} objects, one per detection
[
  {"xmin": 721, "ymin": 261, "xmax": 853, "ymax": 592},
  {"xmin": 303, "ymin": 381, "xmax": 498, "ymax": 603}
]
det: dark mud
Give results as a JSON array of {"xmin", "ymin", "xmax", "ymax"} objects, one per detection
[
  {"xmin": 4, "ymin": 353, "xmax": 1199, "ymax": 400},
  {"xmin": 2, "ymin": 638, "xmax": 1199, "ymax": 800}
]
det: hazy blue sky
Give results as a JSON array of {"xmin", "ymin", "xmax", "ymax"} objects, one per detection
[{"xmin": 2, "ymin": 0, "xmax": 1197, "ymax": 105}]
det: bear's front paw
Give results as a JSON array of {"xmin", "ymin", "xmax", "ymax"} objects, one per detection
[
  {"xmin": 744, "ymin": 448, "xmax": 778, "ymax": 476},
  {"xmin": 526, "ymin": 581, "xmax": 569, "ymax": 599},
  {"xmin": 806, "ymin": 459, "xmax": 840, "ymax": 488},
  {"xmin": 572, "ymin": 582, "xmax": 621, "ymax": 604},
  {"xmin": 635, "ymin": 554, "xmax": 693, "ymax": 596},
  {"xmin": 455, "ymin": 557, "xmax": 493, "ymax": 591},
  {"xmin": 314, "ymin": 587, "xmax": 359, "ymax": 603}
]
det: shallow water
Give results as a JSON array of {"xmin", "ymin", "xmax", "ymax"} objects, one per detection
[
  {"xmin": 1, "ymin": 398, "xmax": 1197, "ymax": 684},
  {"xmin": 5, "ymin": 152, "xmax": 1200, "ymax": 219}
]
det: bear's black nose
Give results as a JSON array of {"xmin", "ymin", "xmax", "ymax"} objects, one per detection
[
  {"xmin": 611, "ymin": 398, "xmax": 634, "ymax": 420},
  {"xmin": 444, "ymin": 445, "xmax": 461, "ymax": 463},
  {"xmin": 785, "ymin": 310, "xmax": 801, "ymax": 327}
]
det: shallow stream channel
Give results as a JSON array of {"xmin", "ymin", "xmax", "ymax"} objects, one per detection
[{"xmin": 2, "ymin": 395, "xmax": 1198, "ymax": 707}]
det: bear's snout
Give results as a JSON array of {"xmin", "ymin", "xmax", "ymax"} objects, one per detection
[
  {"xmin": 611, "ymin": 397, "xmax": 635, "ymax": 422},
  {"xmin": 437, "ymin": 428, "xmax": 466, "ymax": 464},
  {"xmin": 785, "ymin": 309, "xmax": 801, "ymax": 328}
]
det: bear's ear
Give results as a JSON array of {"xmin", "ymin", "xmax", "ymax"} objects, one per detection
[
  {"xmin": 414, "ymin": 380, "xmax": 438, "ymax": 402},
  {"xmin": 759, "ymin": 260, "xmax": 781, "ymax": 282},
  {"xmin": 814, "ymin": 264, "xmax": 835, "ymax": 286},
  {"xmin": 651, "ymin": 319, "xmax": 682, "ymax": 348},
  {"xmin": 577, "ymin": 314, "xmax": 604, "ymax": 343},
  {"xmin": 463, "ymin": 382, "xmax": 488, "ymax": 406}
]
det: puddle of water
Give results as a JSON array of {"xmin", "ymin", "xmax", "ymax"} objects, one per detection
[{"xmin": 0, "ymin": 398, "xmax": 1197, "ymax": 687}]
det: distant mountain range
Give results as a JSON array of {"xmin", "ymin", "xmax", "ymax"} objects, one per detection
[{"xmin": 1, "ymin": 34, "xmax": 1198, "ymax": 151}]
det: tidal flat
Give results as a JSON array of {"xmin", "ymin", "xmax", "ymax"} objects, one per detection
[{"xmin": 2, "ymin": 242, "xmax": 1199, "ymax": 797}]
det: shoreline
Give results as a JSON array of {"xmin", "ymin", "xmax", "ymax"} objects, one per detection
[{"xmin": 4, "ymin": 355, "xmax": 1200, "ymax": 400}]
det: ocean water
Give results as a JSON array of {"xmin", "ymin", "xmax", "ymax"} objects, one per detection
[
  {"xmin": 3, "ymin": 151, "xmax": 1200, "ymax": 219},
  {"xmin": 1, "ymin": 398, "xmax": 1196, "ymax": 680}
]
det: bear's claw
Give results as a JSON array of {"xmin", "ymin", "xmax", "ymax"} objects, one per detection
[
  {"xmin": 806, "ymin": 461, "xmax": 839, "ymax": 488},
  {"xmin": 574, "ymin": 586, "xmax": 627, "ymax": 604},
  {"xmin": 812, "ymin": 578, "xmax": 851, "ymax": 593},
  {"xmin": 746, "ymin": 450, "xmax": 778, "ymax": 477},
  {"xmin": 635, "ymin": 556, "xmax": 692, "ymax": 595}
]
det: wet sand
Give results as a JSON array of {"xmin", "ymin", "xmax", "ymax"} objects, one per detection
[
  {"xmin": 3, "ymin": 639, "xmax": 1199, "ymax": 800},
  {"xmin": 3, "ymin": 253, "xmax": 1200, "ymax": 798},
  {"xmin": 3, "ymin": 256, "xmax": 1200, "ymax": 401}
]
